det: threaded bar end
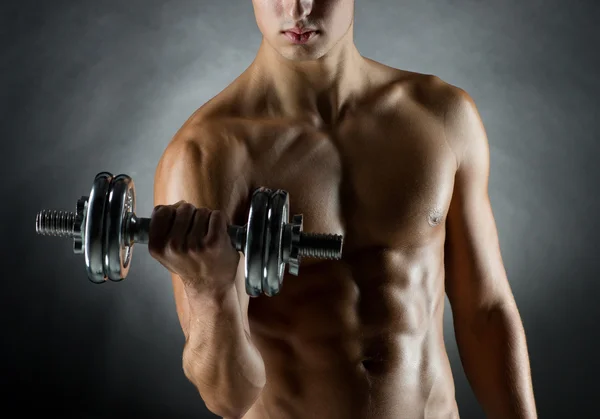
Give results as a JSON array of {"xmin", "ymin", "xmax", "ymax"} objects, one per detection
[
  {"xmin": 35, "ymin": 210, "xmax": 77, "ymax": 238},
  {"xmin": 297, "ymin": 233, "xmax": 343, "ymax": 259}
]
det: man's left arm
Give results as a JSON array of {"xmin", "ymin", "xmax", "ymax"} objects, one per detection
[{"xmin": 442, "ymin": 87, "xmax": 537, "ymax": 418}]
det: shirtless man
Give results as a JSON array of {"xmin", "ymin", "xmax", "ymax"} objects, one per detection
[{"xmin": 148, "ymin": 1, "xmax": 537, "ymax": 418}]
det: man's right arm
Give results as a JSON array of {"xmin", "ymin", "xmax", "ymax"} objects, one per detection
[{"xmin": 154, "ymin": 126, "xmax": 265, "ymax": 418}]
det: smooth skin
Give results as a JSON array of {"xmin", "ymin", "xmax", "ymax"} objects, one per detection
[{"xmin": 152, "ymin": 1, "xmax": 537, "ymax": 418}]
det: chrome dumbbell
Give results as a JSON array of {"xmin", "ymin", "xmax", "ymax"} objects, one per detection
[{"xmin": 35, "ymin": 172, "xmax": 344, "ymax": 296}]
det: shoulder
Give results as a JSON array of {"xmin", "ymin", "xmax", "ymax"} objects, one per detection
[
  {"xmin": 381, "ymin": 66, "xmax": 477, "ymax": 123},
  {"xmin": 418, "ymin": 74, "xmax": 484, "ymax": 165},
  {"xmin": 159, "ymin": 114, "xmax": 247, "ymax": 175},
  {"xmin": 154, "ymin": 108, "xmax": 252, "ymax": 217},
  {"xmin": 154, "ymin": 72, "xmax": 260, "ymax": 216},
  {"xmin": 366, "ymin": 59, "xmax": 489, "ymax": 171},
  {"xmin": 403, "ymin": 72, "xmax": 489, "ymax": 176},
  {"xmin": 367, "ymin": 60, "xmax": 479, "ymax": 122},
  {"xmin": 383, "ymin": 66, "xmax": 487, "ymax": 170}
]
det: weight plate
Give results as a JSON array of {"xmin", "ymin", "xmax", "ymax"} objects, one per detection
[
  {"xmin": 84, "ymin": 172, "xmax": 113, "ymax": 284},
  {"xmin": 263, "ymin": 190, "xmax": 289, "ymax": 296},
  {"xmin": 245, "ymin": 188, "xmax": 271, "ymax": 297},
  {"xmin": 103, "ymin": 174, "xmax": 135, "ymax": 281}
]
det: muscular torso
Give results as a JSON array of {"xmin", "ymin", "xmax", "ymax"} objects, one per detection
[{"xmin": 187, "ymin": 62, "xmax": 460, "ymax": 418}]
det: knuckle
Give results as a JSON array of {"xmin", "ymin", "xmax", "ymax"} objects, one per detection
[
  {"xmin": 196, "ymin": 207, "xmax": 212, "ymax": 219},
  {"xmin": 176, "ymin": 202, "xmax": 195, "ymax": 213},
  {"xmin": 147, "ymin": 245, "xmax": 163, "ymax": 259},
  {"xmin": 168, "ymin": 238, "xmax": 185, "ymax": 254},
  {"xmin": 186, "ymin": 237, "xmax": 202, "ymax": 254},
  {"xmin": 151, "ymin": 205, "xmax": 164, "ymax": 215},
  {"xmin": 193, "ymin": 209, "xmax": 212, "ymax": 231},
  {"xmin": 150, "ymin": 208, "xmax": 173, "ymax": 229},
  {"xmin": 152, "ymin": 205, "xmax": 171, "ymax": 218},
  {"xmin": 163, "ymin": 246, "xmax": 182, "ymax": 266}
]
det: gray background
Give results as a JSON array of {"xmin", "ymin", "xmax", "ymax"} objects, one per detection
[{"xmin": 2, "ymin": 0, "xmax": 598, "ymax": 417}]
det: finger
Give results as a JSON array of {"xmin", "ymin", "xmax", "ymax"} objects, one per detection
[
  {"xmin": 171, "ymin": 200, "xmax": 186, "ymax": 208},
  {"xmin": 187, "ymin": 208, "xmax": 212, "ymax": 251},
  {"xmin": 148, "ymin": 205, "xmax": 176, "ymax": 257},
  {"xmin": 169, "ymin": 203, "xmax": 197, "ymax": 252},
  {"xmin": 204, "ymin": 209, "xmax": 228, "ymax": 248}
]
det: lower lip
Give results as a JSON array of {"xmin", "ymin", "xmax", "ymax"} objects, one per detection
[{"xmin": 282, "ymin": 31, "xmax": 317, "ymax": 45}]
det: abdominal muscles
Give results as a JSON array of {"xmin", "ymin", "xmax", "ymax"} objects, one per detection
[{"xmin": 246, "ymin": 246, "xmax": 458, "ymax": 419}]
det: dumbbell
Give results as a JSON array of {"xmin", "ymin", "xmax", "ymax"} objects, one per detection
[{"xmin": 35, "ymin": 172, "xmax": 344, "ymax": 297}]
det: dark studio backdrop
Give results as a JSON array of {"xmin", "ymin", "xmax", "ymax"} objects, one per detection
[{"xmin": 1, "ymin": 0, "xmax": 598, "ymax": 417}]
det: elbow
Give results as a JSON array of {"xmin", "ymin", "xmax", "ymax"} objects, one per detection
[
  {"xmin": 199, "ymin": 386, "xmax": 262, "ymax": 419},
  {"xmin": 203, "ymin": 398, "xmax": 254, "ymax": 419},
  {"xmin": 198, "ymin": 383, "xmax": 262, "ymax": 419},
  {"xmin": 469, "ymin": 300, "xmax": 524, "ymax": 339},
  {"xmin": 183, "ymin": 355, "xmax": 263, "ymax": 418}
]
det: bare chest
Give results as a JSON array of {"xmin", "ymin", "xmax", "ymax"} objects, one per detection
[
  {"xmin": 236, "ymin": 105, "xmax": 459, "ymax": 348},
  {"xmin": 243, "ymin": 110, "xmax": 458, "ymax": 259},
  {"xmin": 240, "ymin": 109, "xmax": 458, "ymax": 372}
]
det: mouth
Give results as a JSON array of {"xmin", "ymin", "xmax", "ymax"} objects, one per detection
[{"xmin": 281, "ymin": 27, "xmax": 318, "ymax": 45}]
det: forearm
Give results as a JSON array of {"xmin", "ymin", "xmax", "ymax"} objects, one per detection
[
  {"xmin": 454, "ymin": 303, "xmax": 537, "ymax": 419},
  {"xmin": 183, "ymin": 286, "xmax": 265, "ymax": 418}
]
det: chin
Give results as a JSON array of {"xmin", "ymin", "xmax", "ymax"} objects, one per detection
[
  {"xmin": 277, "ymin": 42, "xmax": 330, "ymax": 62},
  {"xmin": 280, "ymin": 50, "xmax": 325, "ymax": 62}
]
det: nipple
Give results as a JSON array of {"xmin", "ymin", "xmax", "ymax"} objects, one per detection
[{"xmin": 428, "ymin": 208, "xmax": 444, "ymax": 226}]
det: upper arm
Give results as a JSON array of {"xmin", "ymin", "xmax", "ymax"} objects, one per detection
[
  {"xmin": 153, "ymin": 124, "xmax": 252, "ymax": 338},
  {"xmin": 442, "ymin": 87, "xmax": 516, "ymax": 320}
]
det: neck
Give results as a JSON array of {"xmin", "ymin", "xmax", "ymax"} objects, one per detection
[{"xmin": 247, "ymin": 24, "xmax": 367, "ymax": 124}]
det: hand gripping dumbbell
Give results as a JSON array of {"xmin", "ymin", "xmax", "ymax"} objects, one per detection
[{"xmin": 35, "ymin": 172, "xmax": 344, "ymax": 297}]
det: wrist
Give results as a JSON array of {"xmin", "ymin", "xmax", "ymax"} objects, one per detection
[
  {"xmin": 182, "ymin": 276, "xmax": 237, "ymax": 306},
  {"xmin": 185, "ymin": 284, "xmax": 240, "ymax": 335}
]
